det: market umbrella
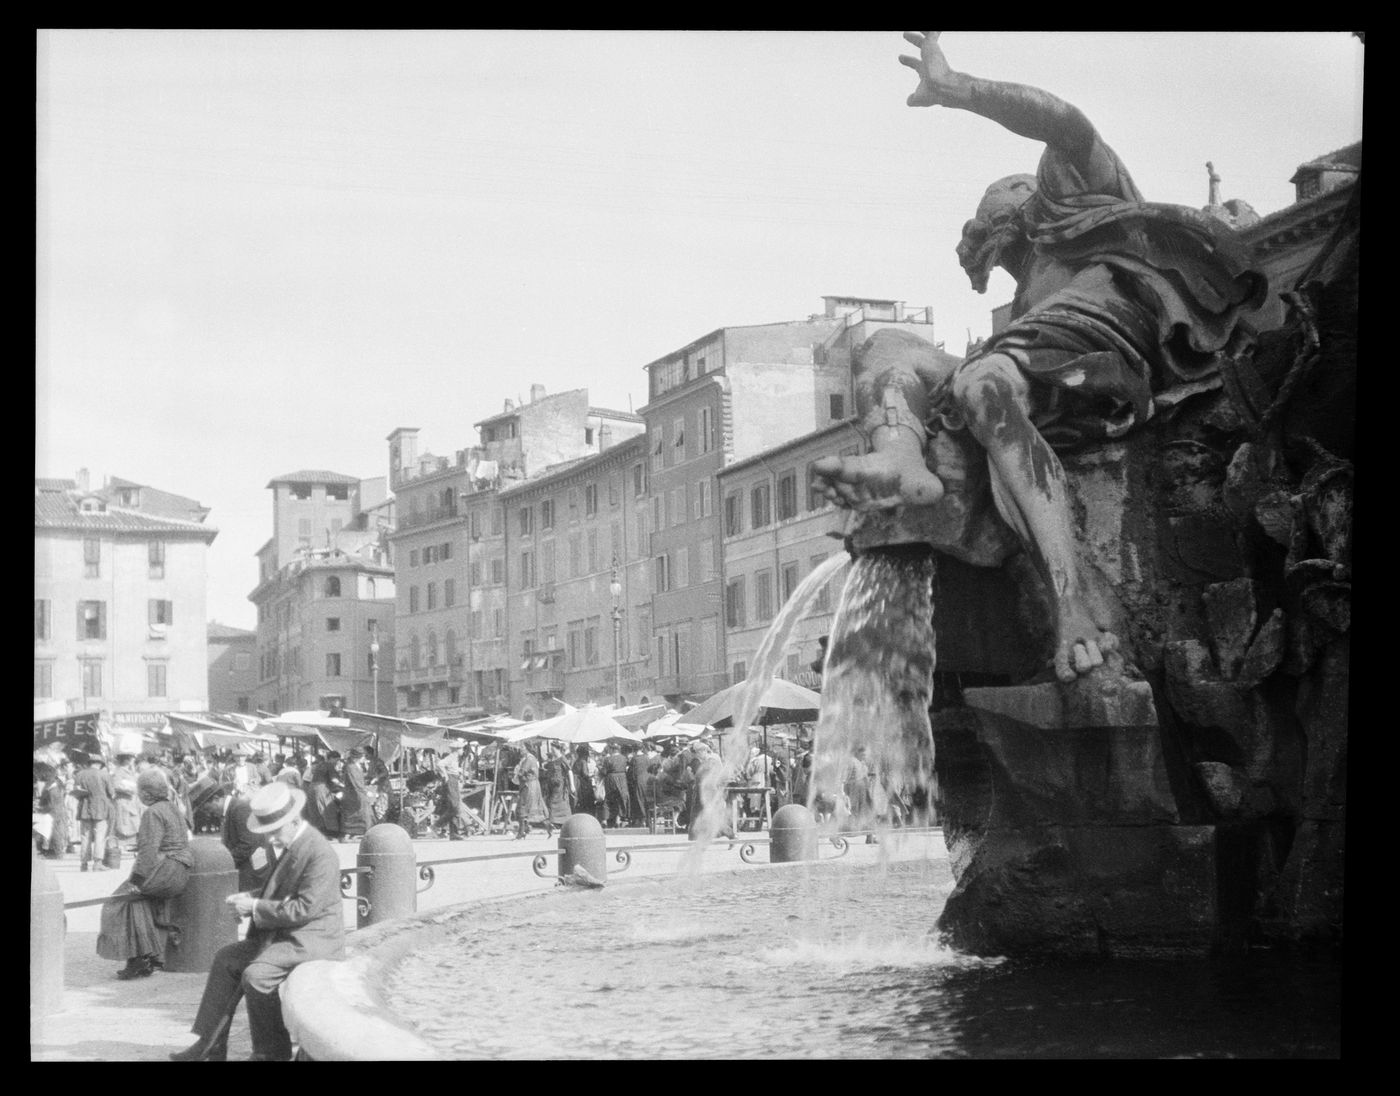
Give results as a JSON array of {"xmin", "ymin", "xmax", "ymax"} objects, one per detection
[
  {"xmin": 599, "ymin": 702, "xmax": 668, "ymax": 731},
  {"xmin": 501, "ymin": 704, "xmax": 642, "ymax": 746},
  {"xmin": 685, "ymin": 678, "xmax": 821, "ymax": 730},
  {"xmin": 686, "ymin": 678, "xmax": 821, "ymax": 784},
  {"xmin": 642, "ymin": 710, "xmax": 708, "ymax": 741}
]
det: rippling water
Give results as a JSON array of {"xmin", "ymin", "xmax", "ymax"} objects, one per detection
[{"xmin": 381, "ymin": 859, "xmax": 1340, "ymax": 1059}]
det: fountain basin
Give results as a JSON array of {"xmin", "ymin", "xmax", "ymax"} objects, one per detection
[{"xmin": 280, "ymin": 836, "xmax": 1339, "ymax": 1059}]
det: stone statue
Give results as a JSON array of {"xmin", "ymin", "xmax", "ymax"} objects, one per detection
[{"xmin": 812, "ymin": 31, "xmax": 1267, "ymax": 683}]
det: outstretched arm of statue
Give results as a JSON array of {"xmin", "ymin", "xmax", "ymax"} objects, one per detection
[{"xmin": 900, "ymin": 31, "xmax": 1121, "ymax": 192}]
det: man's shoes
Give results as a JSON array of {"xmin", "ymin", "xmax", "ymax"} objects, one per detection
[
  {"xmin": 169, "ymin": 1033, "xmax": 229, "ymax": 1062},
  {"xmin": 80, "ymin": 862, "xmax": 90, "ymax": 872}
]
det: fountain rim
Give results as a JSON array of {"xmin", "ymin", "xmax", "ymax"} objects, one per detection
[{"xmin": 281, "ymin": 855, "xmax": 872, "ymax": 1061}]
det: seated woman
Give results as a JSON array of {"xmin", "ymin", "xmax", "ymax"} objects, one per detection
[{"xmin": 97, "ymin": 769, "xmax": 194, "ymax": 980}]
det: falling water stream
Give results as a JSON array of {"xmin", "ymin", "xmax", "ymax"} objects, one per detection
[
  {"xmin": 686, "ymin": 543, "xmax": 937, "ymax": 855},
  {"xmin": 685, "ymin": 550, "xmax": 853, "ymax": 852}
]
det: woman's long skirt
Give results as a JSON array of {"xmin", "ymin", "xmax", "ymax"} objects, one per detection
[
  {"xmin": 516, "ymin": 776, "xmax": 547, "ymax": 823},
  {"xmin": 96, "ymin": 859, "xmax": 190, "ymax": 962}
]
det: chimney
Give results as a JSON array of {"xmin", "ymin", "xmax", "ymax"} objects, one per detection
[
  {"xmin": 599, "ymin": 424, "xmax": 613, "ymax": 451},
  {"xmin": 76, "ymin": 468, "xmax": 89, "ymax": 493},
  {"xmin": 530, "ymin": 383, "xmax": 546, "ymax": 403},
  {"xmin": 503, "ymin": 398, "xmax": 515, "ymax": 413}
]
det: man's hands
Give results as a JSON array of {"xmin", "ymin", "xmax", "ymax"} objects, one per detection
[
  {"xmin": 899, "ymin": 31, "xmax": 965, "ymax": 108},
  {"xmin": 226, "ymin": 891, "xmax": 256, "ymax": 917}
]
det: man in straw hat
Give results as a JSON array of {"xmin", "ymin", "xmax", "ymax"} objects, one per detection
[{"xmin": 169, "ymin": 780, "xmax": 345, "ymax": 1062}]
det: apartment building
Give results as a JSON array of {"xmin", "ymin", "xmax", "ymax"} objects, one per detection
[
  {"xmin": 249, "ymin": 471, "xmax": 396, "ymax": 715},
  {"xmin": 34, "ymin": 472, "xmax": 217, "ymax": 733},
  {"xmin": 207, "ymin": 622, "xmax": 257, "ymax": 714},
  {"xmin": 387, "ymin": 386, "xmax": 644, "ymax": 720},
  {"xmin": 498, "ymin": 434, "xmax": 652, "ymax": 716},
  {"xmin": 716, "ymin": 421, "xmax": 861, "ymax": 687}
]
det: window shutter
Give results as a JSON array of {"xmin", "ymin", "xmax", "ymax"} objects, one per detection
[
  {"xmin": 99, "ymin": 602, "xmax": 107, "ymax": 640},
  {"xmin": 77, "ymin": 602, "xmax": 84, "ymax": 640}
]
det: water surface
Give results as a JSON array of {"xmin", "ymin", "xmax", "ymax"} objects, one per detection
[{"xmin": 382, "ymin": 858, "xmax": 1340, "ymax": 1059}]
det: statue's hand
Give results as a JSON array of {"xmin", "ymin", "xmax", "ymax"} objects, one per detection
[{"xmin": 899, "ymin": 31, "xmax": 963, "ymax": 107}]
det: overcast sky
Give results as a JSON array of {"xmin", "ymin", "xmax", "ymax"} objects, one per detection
[{"xmin": 36, "ymin": 30, "xmax": 1363, "ymax": 630}]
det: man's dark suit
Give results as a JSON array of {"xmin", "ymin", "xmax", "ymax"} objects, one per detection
[{"xmin": 189, "ymin": 821, "xmax": 345, "ymax": 1060}]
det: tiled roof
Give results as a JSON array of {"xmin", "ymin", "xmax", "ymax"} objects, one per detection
[
  {"xmin": 35, "ymin": 478, "xmax": 76, "ymax": 492},
  {"xmin": 34, "ymin": 492, "xmax": 217, "ymax": 539},
  {"xmin": 266, "ymin": 470, "xmax": 361, "ymax": 487},
  {"xmin": 208, "ymin": 622, "xmax": 257, "ymax": 640},
  {"xmin": 94, "ymin": 478, "xmax": 208, "ymax": 519}
]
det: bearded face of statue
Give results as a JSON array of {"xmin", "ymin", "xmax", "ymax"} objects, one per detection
[{"xmin": 956, "ymin": 174, "xmax": 1037, "ymax": 293}]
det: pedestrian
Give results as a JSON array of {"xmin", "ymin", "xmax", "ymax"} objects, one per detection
[
  {"xmin": 169, "ymin": 781, "xmax": 346, "ymax": 1062},
  {"xmin": 628, "ymin": 742, "xmax": 653, "ymax": 827},
  {"xmin": 73, "ymin": 752, "xmax": 116, "ymax": 872},
  {"xmin": 513, "ymin": 743, "xmax": 547, "ymax": 839},
  {"xmin": 541, "ymin": 741, "xmax": 573, "ymax": 835},
  {"xmin": 440, "ymin": 752, "xmax": 470, "ymax": 840},
  {"xmin": 601, "ymin": 742, "xmax": 631, "ymax": 828},
  {"xmin": 571, "ymin": 744, "xmax": 600, "ymax": 821},
  {"xmin": 338, "ymin": 747, "xmax": 370, "ymax": 841},
  {"xmin": 306, "ymin": 751, "xmax": 341, "ymax": 838},
  {"xmin": 220, "ymin": 786, "xmax": 272, "ymax": 891},
  {"xmin": 34, "ymin": 762, "xmax": 70, "ymax": 860},
  {"xmin": 97, "ymin": 769, "xmax": 192, "ymax": 980},
  {"xmin": 111, "ymin": 754, "xmax": 143, "ymax": 851}
]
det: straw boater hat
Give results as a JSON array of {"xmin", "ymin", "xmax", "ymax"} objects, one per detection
[{"xmin": 247, "ymin": 781, "xmax": 307, "ymax": 834}]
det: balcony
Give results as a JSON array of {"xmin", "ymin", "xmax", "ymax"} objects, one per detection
[
  {"xmin": 398, "ymin": 504, "xmax": 460, "ymax": 531},
  {"xmin": 524, "ymin": 666, "xmax": 565, "ymax": 693},
  {"xmin": 522, "ymin": 652, "xmax": 565, "ymax": 694}
]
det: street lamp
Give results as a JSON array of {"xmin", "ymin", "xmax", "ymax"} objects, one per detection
[
  {"xmin": 609, "ymin": 555, "xmax": 622, "ymax": 707},
  {"xmin": 369, "ymin": 626, "xmax": 380, "ymax": 715}
]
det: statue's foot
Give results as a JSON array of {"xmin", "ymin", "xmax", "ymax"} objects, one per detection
[
  {"xmin": 811, "ymin": 450, "xmax": 945, "ymax": 511},
  {"xmin": 1052, "ymin": 599, "xmax": 1120, "ymax": 683}
]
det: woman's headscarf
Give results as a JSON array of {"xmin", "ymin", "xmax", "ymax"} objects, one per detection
[{"xmin": 136, "ymin": 768, "xmax": 171, "ymax": 802}]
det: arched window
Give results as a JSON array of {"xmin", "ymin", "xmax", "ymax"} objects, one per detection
[
  {"xmin": 410, "ymin": 633, "xmax": 421, "ymax": 670},
  {"xmin": 445, "ymin": 629, "xmax": 457, "ymax": 666},
  {"xmin": 324, "ymin": 576, "xmax": 341, "ymax": 598},
  {"xmin": 427, "ymin": 630, "xmax": 439, "ymax": 667},
  {"xmin": 366, "ymin": 577, "xmax": 376, "ymax": 599}
]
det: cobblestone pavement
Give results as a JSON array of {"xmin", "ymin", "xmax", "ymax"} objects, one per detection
[{"xmin": 31, "ymin": 825, "xmax": 947, "ymax": 1062}]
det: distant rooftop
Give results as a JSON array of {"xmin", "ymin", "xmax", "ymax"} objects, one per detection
[
  {"xmin": 34, "ymin": 489, "xmax": 217, "ymax": 540},
  {"xmin": 266, "ymin": 470, "xmax": 361, "ymax": 488},
  {"xmin": 208, "ymin": 622, "xmax": 257, "ymax": 640}
]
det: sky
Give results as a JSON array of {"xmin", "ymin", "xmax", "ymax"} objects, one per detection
[{"xmin": 36, "ymin": 30, "xmax": 1364, "ymax": 631}]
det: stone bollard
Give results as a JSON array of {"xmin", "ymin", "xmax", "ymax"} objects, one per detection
[
  {"xmin": 164, "ymin": 838, "xmax": 238, "ymax": 973},
  {"xmin": 769, "ymin": 804, "xmax": 819, "ymax": 863},
  {"xmin": 31, "ymin": 850, "xmax": 64, "ymax": 1017},
  {"xmin": 358, "ymin": 823, "xmax": 419, "ymax": 928},
  {"xmin": 559, "ymin": 813, "xmax": 607, "ymax": 884}
]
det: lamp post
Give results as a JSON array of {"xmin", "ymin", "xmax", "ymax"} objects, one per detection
[
  {"xmin": 369, "ymin": 626, "xmax": 380, "ymax": 715},
  {"xmin": 609, "ymin": 555, "xmax": 622, "ymax": 707}
]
